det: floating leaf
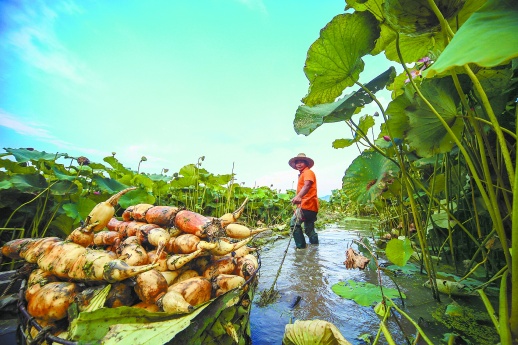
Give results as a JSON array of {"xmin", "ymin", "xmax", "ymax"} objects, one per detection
[
  {"xmin": 445, "ymin": 302, "xmax": 464, "ymax": 317},
  {"xmin": 384, "ymin": 263, "xmax": 420, "ymax": 275},
  {"xmin": 423, "ymin": 279, "xmax": 473, "ymax": 296},
  {"xmin": 283, "ymin": 320, "xmax": 352, "ymax": 345},
  {"xmin": 332, "ymin": 280, "xmax": 405, "ymax": 306}
]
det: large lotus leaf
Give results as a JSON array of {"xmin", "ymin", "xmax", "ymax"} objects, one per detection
[
  {"xmin": 283, "ymin": 320, "xmax": 352, "ymax": 345},
  {"xmin": 431, "ymin": 212, "xmax": 458, "ymax": 229},
  {"xmin": 384, "ymin": 31, "xmax": 445, "ymax": 64},
  {"xmin": 294, "ymin": 67, "xmax": 395, "ymax": 136},
  {"xmin": 179, "ymin": 164, "xmax": 198, "ymax": 177},
  {"xmin": 9, "ymin": 173, "xmax": 48, "ymax": 193},
  {"xmin": 148, "ymin": 173, "xmax": 172, "ymax": 182},
  {"xmin": 342, "ymin": 151, "xmax": 399, "ymax": 204},
  {"xmin": 132, "ymin": 174, "xmax": 154, "ymax": 190},
  {"xmin": 426, "ymin": 0, "xmax": 518, "ymax": 78},
  {"xmin": 62, "ymin": 198, "xmax": 98, "ymax": 223},
  {"xmin": 405, "ymin": 77, "xmax": 466, "ymax": 157},
  {"xmin": 385, "ymin": 262, "xmax": 420, "ymax": 275},
  {"xmin": 104, "ymin": 156, "xmax": 133, "ymax": 175},
  {"xmin": 0, "ymin": 157, "xmax": 37, "ymax": 174},
  {"xmin": 92, "ymin": 176, "xmax": 130, "ymax": 195},
  {"xmin": 0, "ymin": 178, "xmax": 12, "ymax": 190},
  {"xmin": 50, "ymin": 213, "xmax": 76, "ymax": 235},
  {"xmin": 294, "ymin": 102, "xmax": 342, "ymax": 136},
  {"xmin": 427, "ymin": 172, "xmax": 446, "ymax": 195},
  {"xmin": 332, "ymin": 280, "xmax": 406, "ymax": 306},
  {"xmin": 119, "ymin": 188, "xmax": 155, "ymax": 208},
  {"xmin": 4, "ymin": 147, "xmax": 68, "ymax": 163},
  {"xmin": 474, "ymin": 65, "xmax": 515, "ymax": 120},
  {"xmin": 372, "ymin": 23, "xmax": 396, "ymax": 56},
  {"xmin": 302, "ymin": 11, "xmax": 380, "ymax": 106},
  {"xmin": 51, "ymin": 165, "xmax": 79, "ymax": 181},
  {"xmin": 84, "ymin": 162, "xmax": 107, "ymax": 170},
  {"xmin": 206, "ymin": 173, "xmax": 233, "ymax": 186},
  {"xmin": 346, "ymin": 0, "xmax": 384, "ymax": 21},
  {"xmin": 382, "ymin": 0, "xmax": 485, "ymax": 64},
  {"xmin": 386, "ymin": 238, "xmax": 414, "ymax": 267},
  {"xmin": 50, "ymin": 180, "xmax": 79, "ymax": 196},
  {"xmin": 332, "ymin": 115, "xmax": 375, "ymax": 149},
  {"xmin": 383, "ymin": 0, "xmax": 465, "ymax": 36},
  {"xmin": 170, "ymin": 176, "xmax": 198, "ymax": 188}
]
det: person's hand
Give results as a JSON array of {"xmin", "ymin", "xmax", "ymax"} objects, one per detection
[{"xmin": 291, "ymin": 195, "xmax": 302, "ymax": 204}]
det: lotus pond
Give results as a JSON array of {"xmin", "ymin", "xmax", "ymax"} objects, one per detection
[{"xmin": 249, "ymin": 218, "xmax": 499, "ymax": 345}]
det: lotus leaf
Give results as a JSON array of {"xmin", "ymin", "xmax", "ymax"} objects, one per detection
[
  {"xmin": 426, "ymin": 0, "xmax": 518, "ymax": 77},
  {"xmin": 386, "ymin": 237, "xmax": 414, "ymax": 267},
  {"xmin": 332, "ymin": 280, "xmax": 405, "ymax": 306},
  {"xmin": 283, "ymin": 320, "xmax": 352, "ymax": 345},
  {"xmin": 302, "ymin": 11, "xmax": 380, "ymax": 107},
  {"xmin": 342, "ymin": 150, "xmax": 399, "ymax": 204}
]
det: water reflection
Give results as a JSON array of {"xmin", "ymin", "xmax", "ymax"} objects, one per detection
[
  {"xmin": 250, "ymin": 220, "xmax": 500, "ymax": 344},
  {"xmin": 250, "ymin": 225, "xmax": 382, "ymax": 344}
]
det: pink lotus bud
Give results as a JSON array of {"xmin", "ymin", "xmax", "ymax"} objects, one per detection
[{"xmin": 383, "ymin": 136, "xmax": 391, "ymax": 141}]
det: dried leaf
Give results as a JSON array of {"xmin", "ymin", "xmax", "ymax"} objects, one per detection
[{"xmin": 344, "ymin": 248, "xmax": 370, "ymax": 270}]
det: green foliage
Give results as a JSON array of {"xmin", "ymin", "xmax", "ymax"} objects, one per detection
[
  {"xmin": 302, "ymin": 11, "xmax": 380, "ymax": 106},
  {"xmin": 426, "ymin": 0, "xmax": 518, "ymax": 77},
  {"xmin": 341, "ymin": 151, "xmax": 399, "ymax": 205},
  {"xmin": 385, "ymin": 238, "xmax": 414, "ymax": 267},
  {"xmin": 386, "ymin": 76, "xmax": 468, "ymax": 157},
  {"xmin": 295, "ymin": 0, "xmax": 518, "ymax": 340},
  {"xmin": 432, "ymin": 303, "xmax": 499, "ymax": 344},
  {"xmin": 0, "ymin": 148, "xmax": 291, "ymax": 256},
  {"xmin": 295, "ymin": 67, "xmax": 395, "ymax": 136}
]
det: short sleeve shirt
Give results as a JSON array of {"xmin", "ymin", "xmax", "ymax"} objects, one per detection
[{"xmin": 297, "ymin": 167, "xmax": 319, "ymax": 212}]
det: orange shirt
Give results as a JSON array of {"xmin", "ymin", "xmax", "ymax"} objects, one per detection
[{"xmin": 297, "ymin": 167, "xmax": 319, "ymax": 212}]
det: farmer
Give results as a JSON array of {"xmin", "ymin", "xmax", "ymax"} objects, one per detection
[{"xmin": 289, "ymin": 153, "xmax": 319, "ymax": 249}]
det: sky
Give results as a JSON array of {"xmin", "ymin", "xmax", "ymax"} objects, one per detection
[{"xmin": 0, "ymin": 0, "xmax": 393, "ymax": 197}]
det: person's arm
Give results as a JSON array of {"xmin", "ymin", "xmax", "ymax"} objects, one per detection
[{"xmin": 291, "ymin": 180, "xmax": 313, "ymax": 205}]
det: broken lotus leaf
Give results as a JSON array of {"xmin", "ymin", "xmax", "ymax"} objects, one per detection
[{"xmin": 283, "ymin": 319, "xmax": 353, "ymax": 345}]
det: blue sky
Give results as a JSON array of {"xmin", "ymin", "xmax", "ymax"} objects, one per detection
[{"xmin": 0, "ymin": 0, "xmax": 392, "ymax": 196}]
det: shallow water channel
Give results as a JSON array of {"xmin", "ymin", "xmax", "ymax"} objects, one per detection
[{"xmin": 248, "ymin": 219, "xmax": 496, "ymax": 345}]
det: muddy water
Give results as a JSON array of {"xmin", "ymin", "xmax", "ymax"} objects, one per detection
[{"xmin": 249, "ymin": 220, "xmax": 447, "ymax": 345}]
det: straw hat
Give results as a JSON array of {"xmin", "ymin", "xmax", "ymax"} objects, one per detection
[{"xmin": 288, "ymin": 153, "xmax": 314, "ymax": 169}]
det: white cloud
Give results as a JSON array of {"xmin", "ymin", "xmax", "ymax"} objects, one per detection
[
  {"xmin": 0, "ymin": 109, "xmax": 106, "ymax": 158},
  {"xmin": 233, "ymin": 0, "xmax": 267, "ymax": 14},
  {"xmin": 0, "ymin": 110, "xmax": 54, "ymax": 139},
  {"xmin": 3, "ymin": 0, "xmax": 87, "ymax": 83}
]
